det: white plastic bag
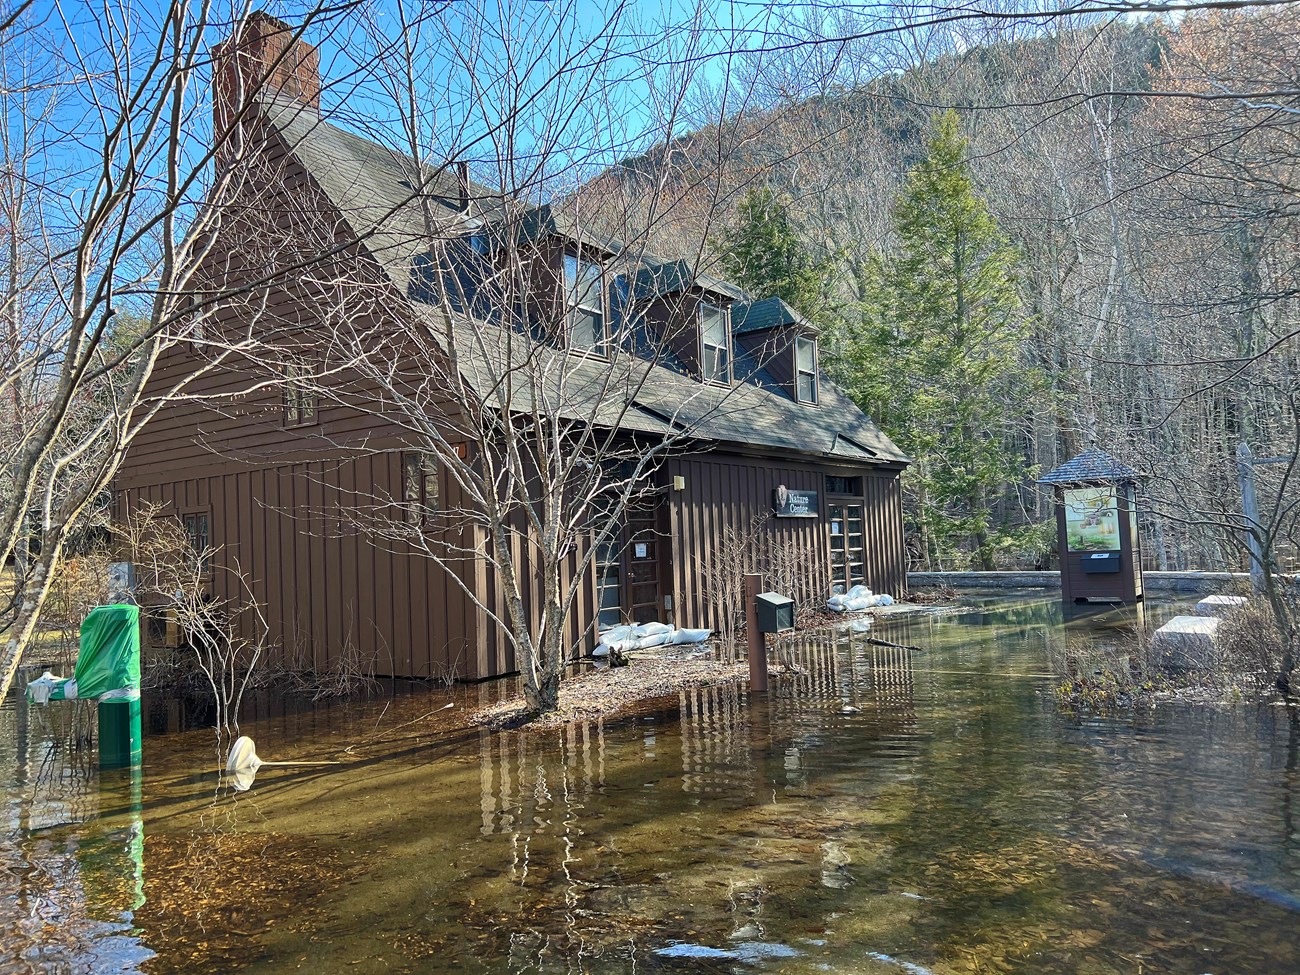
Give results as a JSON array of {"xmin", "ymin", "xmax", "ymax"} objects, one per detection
[{"xmin": 670, "ymin": 628, "xmax": 711, "ymax": 644}]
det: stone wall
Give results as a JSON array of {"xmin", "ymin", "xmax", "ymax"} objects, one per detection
[{"xmin": 907, "ymin": 571, "xmax": 1257, "ymax": 594}]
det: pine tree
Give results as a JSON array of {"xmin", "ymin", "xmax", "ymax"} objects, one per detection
[
  {"xmin": 719, "ymin": 188, "xmax": 829, "ymax": 319},
  {"xmin": 852, "ymin": 111, "xmax": 1040, "ymax": 570}
]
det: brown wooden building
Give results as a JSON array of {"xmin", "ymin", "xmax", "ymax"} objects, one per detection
[{"xmin": 115, "ymin": 14, "xmax": 910, "ymax": 682}]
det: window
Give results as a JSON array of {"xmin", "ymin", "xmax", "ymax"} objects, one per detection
[
  {"xmin": 284, "ymin": 363, "xmax": 317, "ymax": 426},
  {"xmin": 563, "ymin": 254, "xmax": 605, "ymax": 353},
  {"xmin": 699, "ymin": 302, "xmax": 730, "ymax": 382},
  {"xmin": 183, "ymin": 512, "xmax": 210, "ymax": 576},
  {"xmin": 403, "ymin": 452, "xmax": 439, "ymax": 524},
  {"xmin": 796, "ymin": 336, "xmax": 818, "ymax": 404},
  {"xmin": 826, "ymin": 475, "xmax": 862, "ymax": 496}
]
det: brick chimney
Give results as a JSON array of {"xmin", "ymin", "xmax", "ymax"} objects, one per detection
[{"xmin": 212, "ymin": 11, "xmax": 320, "ymax": 137}]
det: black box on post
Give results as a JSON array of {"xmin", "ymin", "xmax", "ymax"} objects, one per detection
[{"xmin": 755, "ymin": 592, "xmax": 795, "ymax": 634}]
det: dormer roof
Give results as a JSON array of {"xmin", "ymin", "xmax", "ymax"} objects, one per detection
[
  {"xmin": 481, "ymin": 203, "xmax": 623, "ymax": 257},
  {"xmin": 629, "ymin": 259, "xmax": 745, "ymax": 303},
  {"xmin": 732, "ymin": 296, "xmax": 819, "ymax": 336},
  {"xmin": 253, "ymin": 101, "xmax": 909, "ymax": 467}
]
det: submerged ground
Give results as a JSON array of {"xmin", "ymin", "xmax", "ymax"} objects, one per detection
[{"xmin": 2, "ymin": 595, "xmax": 1298, "ymax": 974}]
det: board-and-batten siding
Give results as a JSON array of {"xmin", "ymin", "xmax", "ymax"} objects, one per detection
[
  {"xmin": 117, "ymin": 454, "xmax": 483, "ymax": 680},
  {"xmin": 114, "ymin": 113, "xmax": 909, "ymax": 681},
  {"xmin": 665, "ymin": 454, "xmax": 905, "ymax": 630}
]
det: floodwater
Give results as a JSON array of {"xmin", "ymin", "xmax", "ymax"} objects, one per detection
[{"xmin": 3, "ymin": 595, "xmax": 1299, "ymax": 974}]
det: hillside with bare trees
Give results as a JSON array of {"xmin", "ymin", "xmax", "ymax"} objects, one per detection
[{"xmin": 589, "ymin": 9, "xmax": 1299, "ymax": 579}]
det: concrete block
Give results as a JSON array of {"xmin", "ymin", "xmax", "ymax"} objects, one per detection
[
  {"xmin": 1153, "ymin": 615, "xmax": 1221, "ymax": 670},
  {"xmin": 1194, "ymin": 594, "xmax": 1249, "ymax": 618}
]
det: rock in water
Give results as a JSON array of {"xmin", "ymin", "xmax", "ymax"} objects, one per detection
[
  {"xmin": 1194, "ymin": 594, "xmax": 1249, "ymax": 618},
  {"xmin": 1153, "ymin": 615, "xmax": 1221, "ymax": 670}
]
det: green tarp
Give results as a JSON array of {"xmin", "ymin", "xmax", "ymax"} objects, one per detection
[{"xmin": 73, "ymin": 604, "xmax": 140, "ymax": 699}]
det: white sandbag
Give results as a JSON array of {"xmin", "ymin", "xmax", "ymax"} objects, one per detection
[
  {"xmin": 593, "ymin": 622, "xmax": 711, "ymax": 658},
  {"xmin": 846, "ymin": 585, "xmax": 873, "ymax": 599},
  {"xmin": 598, "ymin": 625, "xmax": 638, "ymax": 644},
  {"xmin": 670, "ymin": 628, "xmax": 711, "ymax": 644},
  {"xmin": 635, "ymin": 621, "xmax": 674, "ymax": 636},
  {"xmin": 827, "ymin": 595, "xmax": 848, "ymax": 612},
  {"xmin": 632, "ymin": 631, "xmax": 673, "ymax": 650}
]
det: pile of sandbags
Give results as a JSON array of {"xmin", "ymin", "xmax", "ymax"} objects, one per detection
[
  {"xmin": 826, "ymin": 585, "xmax": 894, "ymax": 613},
  {"xmin": 593, "ymin": 622, "xmax": 712, "ymax": 658}
]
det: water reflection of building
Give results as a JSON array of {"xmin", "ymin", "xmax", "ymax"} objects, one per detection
[
  {"xmin": 478, "ymin": 720, "xmax": 608, "ymax": 841},
  {"xmin": 774, "ymin": 627, "xmax": 917, "ymax": 721},
  {"xmin": 679, "ymin": 683, "xmax": 754, "ymax": 796},
  {"xmin": 764, "ymin": 628, "xmax": 920, "ymax": 791}
]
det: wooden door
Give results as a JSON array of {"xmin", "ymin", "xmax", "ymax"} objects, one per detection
[
  {"xmin": 829, "ymin": 503, "xmax": 866, "ymax": 593},
  {"xmin": 625, "ymin": 504, "xmax": 661, "ymax": 623}
]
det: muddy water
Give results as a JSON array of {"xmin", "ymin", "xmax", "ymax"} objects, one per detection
[{"xmin": 3, "ymin": 595, "xmax": 1299, "ymax": 974}]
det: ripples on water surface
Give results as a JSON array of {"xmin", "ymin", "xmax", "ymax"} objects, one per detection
[{"xmin": 2, "ymin": 595, "xmax": 1298, "ymax": 974}]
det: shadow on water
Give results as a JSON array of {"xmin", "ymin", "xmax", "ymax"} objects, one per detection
[{"xmin": 3, "ymin": 593, "xmax": 1300, "ymax": 974}]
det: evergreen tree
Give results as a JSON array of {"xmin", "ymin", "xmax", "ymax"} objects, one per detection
[
  {"xmin": 851, "ymin": 111, "xmax": 1041, "ymax": 570},
  {"xmin": 719, "ymin": 188, "xmax": 830, "ymax": 319}
]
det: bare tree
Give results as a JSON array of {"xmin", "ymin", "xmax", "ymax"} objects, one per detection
[
  {"xmin": 120, "ymin": 501, "xmax": 267, "ymax": 742},
  {"xmin": 0, "ymin": 3, "xmax": 368, "ymax": 701},
  {"xmin": 166, "ymin": 0, "xmax": 851, "ymax": 716}
]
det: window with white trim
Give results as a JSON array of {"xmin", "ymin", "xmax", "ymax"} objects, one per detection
[
  {"xmin": 403, "ymin": 452, "xmax": 439, "ymax": 524},
  {"xmin": 182, "ymin": 512, "xmax": 211, "ymax": 576},
  {"xmin": 699, "ymin": 301, "xmax": 730, "ymax": 382},
  {"xmin": 283, "ymin": 363, "xmax": 317, "ymax": 426},
  {"xmin": 563, "ymin": 254, "xmax": 605, "ymax": 353},
  {"xmin": 796, "ymin": 336, "xmax": 818, "ymax": 404}
]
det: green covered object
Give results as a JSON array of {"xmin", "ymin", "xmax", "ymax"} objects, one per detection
[{"xmin": 73, "ymin": 604, "xmax": 141, "ymax": 699}]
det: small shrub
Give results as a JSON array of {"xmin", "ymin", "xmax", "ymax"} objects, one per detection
[
  {"xmin": 1047, "ymin": 620, "xmax": 1187, "ymax": 708},
  {"xmin": 1214, "ymin": 600, "xmax": 1287, "ymax": 678}
]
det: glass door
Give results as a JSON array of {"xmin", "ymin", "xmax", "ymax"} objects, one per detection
[
  {"xmin": 594, "ymin": 534, "xmax": 623, "ymax": 631},
  {"xmin": 625, "ymin": 504, "xmax": 661, "ymax": 624},
  {"xmin": 829, "ymin": 503, "xmax": 865, "ymax": 593}
]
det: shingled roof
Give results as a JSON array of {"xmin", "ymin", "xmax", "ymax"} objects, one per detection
[
  {"xmin": 630, "ymin": 259, "xmax": 746, "ymax": 302},
  {"xmin": 264, "ymin": 101, "xmax": 908, "ymax": 467},
  {"xmin": 732, "ymin": 296, "xmax": 817, "ymax": 336},
  {"xmin": 1038, "ymin": 448, "xmax": 1142, "ymax": 485}
]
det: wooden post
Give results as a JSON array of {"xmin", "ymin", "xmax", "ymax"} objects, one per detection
[
  {"xmin": 744, "ymin": 573, "xmax": 768, "ymax": 693},
  {"xmin": 1236, "ymin": 441, "xmax": 1267, "ymax": 594}
]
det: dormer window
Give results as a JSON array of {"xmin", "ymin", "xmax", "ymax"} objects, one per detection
[
  {"xmin": 796, "ymin": 336, "xmax": 818, "ymax": 404},
  {"xmin": 563, "ymin": 253, "xmax": 605, "ymax": 353},
  {"xmin": 700, "ymin": 301, "xmax": 730, "ymax": 382}
]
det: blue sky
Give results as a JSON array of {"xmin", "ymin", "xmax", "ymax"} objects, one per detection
[{"xmin": 3, "ymin": 0, "xmax": 785, "ymax": 183}]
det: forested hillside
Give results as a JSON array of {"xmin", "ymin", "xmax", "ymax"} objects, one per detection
[{"xmin": 588, "ymin": 10, "xmax": 1299, "ymax": 574}]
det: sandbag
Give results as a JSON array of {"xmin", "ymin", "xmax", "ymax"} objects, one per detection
[
  {"xmin": 827, "ymin": 589, "xmax": 895, "ymax": 612},
  {"xmin": 632, "ymin": 631, "xmax": 673, "ymax": 650},
  {"xmin": 670, "ymin": 628, "xmax": 711, "ymax": 644}
]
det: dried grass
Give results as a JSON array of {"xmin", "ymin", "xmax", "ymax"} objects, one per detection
[
  {"xmin": 1214, "ymin": 599, "xmax": 1288, "ymax": 678},
  {"xmin": 290, "ymin": 641, "xmax": 384, "ymax": 701},
  {"xmin": 472, "ymin": 656, "xmax": 748, "ymax": 730}
]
